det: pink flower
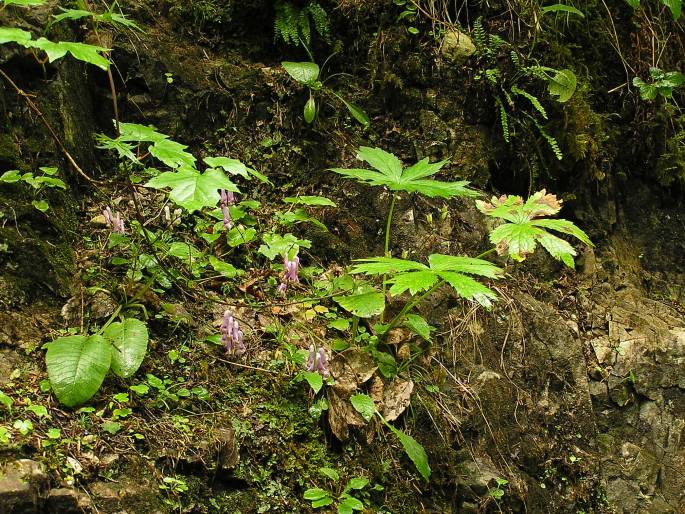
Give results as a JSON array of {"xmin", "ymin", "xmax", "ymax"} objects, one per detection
[
  {"xmin": 278, "ymin": 254, "xmax": 300, "ymax": 295},
  {"xmin": 219, "ymin": 190, "xmax": 236, "ymax": 230},
  {"xmin": 305, "ymin": 345, "xmax": 329, "ymax": 377},
  {"xmin": 103, "ymin": 206, "xmax": 125, "ymax": 234},
  {"xmin": 220, "ymin": 310, "xmax": 245, "ymax": 355}
]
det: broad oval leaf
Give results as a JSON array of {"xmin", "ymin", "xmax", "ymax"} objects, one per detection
[
  {"xmin": 282, "ymin": 61, "xmax": 320, "ymax": 85},
  {"xmin": 541, "ymin": 3, "xmax": 585, "ymax": 17},
  {"xmin": 304, "ymin": 96, "xmax": 317, "ymax": 123},
  {"xmin": 300, "ymin": 371, "xmax": 324, "ymax": 394},
  {"xmin": 283, "ymin": 195, "xmax": 336, "ymax": 207},
  {"xmin": 350, "ymin": 393, "xmax": 376, "ymax": 422},
  {"xmin": 548, "ymin": 69, "xmax": 577, "ymax": 103},
  {"xmin": 661, "ymin": 0, "xmax": 681, "ymax": 19},
  {"xmin": 104, "ymin": 319, "xmax": 149, "ymax": 378},
  {"xmin": 386, "ymin": 423, "xmax": 431, "ymax": 481},
  {"xmin": 341, "ymin": 99, "xmax": 370, "ymax": 127},
  {"xmin": 46, "ymin": 335, "xmax": 111, "ymax": 407},
  {"xmin": 303, "ymin": 488, "xmax": 330, "ymax": 501}
]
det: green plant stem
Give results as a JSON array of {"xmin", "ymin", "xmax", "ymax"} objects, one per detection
[
  {"xmin": 385, "ymin": 279, "xmax": 444, "ymax": 333},
  {"xmin": 475, "ymin": 247, "xmax": 496, "ymax": 259},
  {"xmin": 385, "ymin": 193, "xmax": 397, "ymax": 257},
  {"xmin": 97, "ymin": 305, "xmax": 122, "ymax": 335},
  {"xmin": 379, "ymin": 193, "xmax": 397, "ymax": 323}
]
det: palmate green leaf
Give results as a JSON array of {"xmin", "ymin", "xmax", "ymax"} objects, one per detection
[
  {"xmin": 661, "ymin": 0, "xmax": 681, "ymax": 19},
  {"xmin": 330, "ymin": 146, "xmax": 477, "ymax": 199},
  {"xmin": 144, "ymin": 167, "xmax": 239, "ymax": 213},
  {"xmin": 352, "ymin": 254, "xmax": 501, "ymax": 304},
  {"xmin": 624, "ymin": 0, "xmax": 640, "ymax": 8},
  {"xmin": 489, "ymin": 223, "xmax": 542, "ymax": 261},
  {"xmin": 149, "ymin": 139, "xmax": 196, "ymax": 168},
  {"xmin": 426, "ymin": 254, "xmax": 502, "ymax": 277},
  {"xmin": 204, "ymin": 156, "xmax": 271, "ymax": 184},
  {"xmin": 258, "ymin": 232, "xmax": 310, "ymax": 260},
  {"xmin": 2, "ymin": 0, "xmax": 46, "ymax": 7},
  {"xmin": 438, "ymin": 271, "xmax": 498, "ymax": 306},
  {"xmin": 478, "ymin": 190, "xmax": 592, "ymax": 267},
  {"xmin": 51, "ymin": 8, "xmax": 92, "ymax": 23},
  {"xmin": 103, "ymin": 319, "xmax": 148, "ymax": 378},
  {"xmin": 387, "ymin": 271, "xmax": 439, "ymax": 296},
  {"xmin": 118, "ymin": 122, "xmax": 167, "ymax": 143},
  {"xmin": 0, "ymin": 27, "xmax": 32, "ymax": 45},
  {"xmin": 45, "ymin": 335, "xmax": 111, "ymax": 407},
  {"xmin": 351, "ymin": 256, "xmax": 428, "ymax": 275},
  {"xmin": 29, "ymin": 38, "xmax": 110, "ymax": 70}
]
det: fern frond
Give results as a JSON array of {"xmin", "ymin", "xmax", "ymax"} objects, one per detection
[
  {"xmin": 298, "ymin": 9, "xmax": 311, "ymax": 45},
  {"xmin": 533, "ymin": 120, "xmax": 563, "ymax": 160},
  {"xmin": 511, "ymin": 86, "xmax": 547, "ymax": 119},
  {"xmin": 307, "ymin": 2, "xmax": 331, "ymax": 42},
  {"xmin": 497, "ymin": 99, "xmax": 510, "ymax": 142},
  {"xmin": 473, "ymin": 17, "xmax": 487, "ymax": 51}
]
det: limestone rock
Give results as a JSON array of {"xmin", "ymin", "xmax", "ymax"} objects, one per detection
[{"xmin": 440, "ymin": 29, "xmax": 476, "ymax": 65}]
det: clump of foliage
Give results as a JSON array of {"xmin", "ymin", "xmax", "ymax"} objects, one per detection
[
  {"xmin": 275, "ymin": 0, "xmax": 331, "ymax": 49},
  {"xmin": 472, "ymin": 17, "xmax": 578, "ymax": 162},
  {"xmin": 0, "ymin": 167, "xmax": 66, "ymax": 212},
  {"xmin": 633, "ymin": 68, "xmax": 685, "ymax": 101},
  {"xmin": 304, "ymin": 467, "xmax": 380, "ymax": 513},
  {"xmin": 282, "ymin": 61, "xmax": 370, "ymax": 127}
]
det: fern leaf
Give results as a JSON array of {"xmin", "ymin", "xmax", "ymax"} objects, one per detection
[
  {"xmin": 511, "ymin": 86, "xmax": 547, "ymax": 119},
  {"xmin": 533, "ymin": 121, "xmax": 563, "ymax": 160},
  {"xmin": 497, "ymin": 99, "xmax": 510, "ymax": 142}
]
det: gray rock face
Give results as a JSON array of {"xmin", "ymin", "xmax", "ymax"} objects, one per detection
[
  {"xmin": 0, "ymin": 460, "xmax": 48, "ymax": 514},
  {"xmin": 585, "ymin": 285, "xmax": 685, "ymax": 513}
]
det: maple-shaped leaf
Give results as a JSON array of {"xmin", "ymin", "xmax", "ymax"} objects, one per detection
[
  {"xmin": 351, "ymin": 254, "xmax": 502, "ymax": 307},
  {"xmin": 149, "ymin": 138, "xmax": 196, "ymax": 168},
  {"xmin": 144, "ymin": 167, "xmax": 239, "ymax": 213},
  {"xmin": 204, "ymin": 156, "xmax": 271, "ymax": 184},
  {"xmin": 329, "ymin": 147, "xmax": 478, "ymax": 198},
  {"xmin": 29, "ymin": 38, "xmax": 110, "ymax": 70},
  {"xmin": 476, "ymin": 190, "xmax": 592, "ymax": 268}
]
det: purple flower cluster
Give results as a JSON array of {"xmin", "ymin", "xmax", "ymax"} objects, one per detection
[
  {"xmin": 306, "ymin": 345, "xmax": 329, "ymax": 377},
  {"xmin": 220, "ymin": 310, "xmax": 245, "ymax": 355},
  {"xmin": 277, "ymin": 254, "xmax": 300, "ymax": 295},
  {"xmin": 103, "ymin": 206, "xmax": 125, "ymax": 234},
  {"xmin": 220, "ymin": 190, "xmax": 236, "ymax": 230}
]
